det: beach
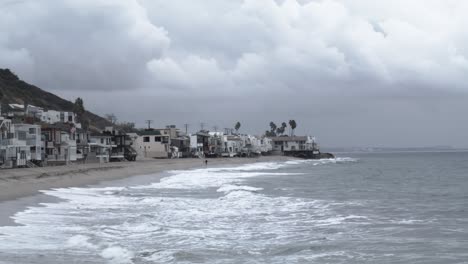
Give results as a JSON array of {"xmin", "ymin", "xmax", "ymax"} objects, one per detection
[{"xmin": 0, "ymin": 156, "xmax": 295, "ymax": 203}]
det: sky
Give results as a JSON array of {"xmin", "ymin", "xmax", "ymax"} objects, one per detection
[{"xmin": 1, "ymin": 0, "xmax": 468, "ymax": 148}]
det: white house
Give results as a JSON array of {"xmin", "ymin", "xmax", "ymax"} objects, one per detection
[
  {"xmin": 14, "ymin": 124, "xmax": 42, "ymax": 162},
  {"xmin": 39, "ymin": 110, "xmax": 77, "ymax": 125},
  {"xmin": 270, "ymin": 136, "xmax": 316, "ymax": 152},
  {"xmin": 134, "ymin": 129, "xmax": 172, "ymax": 159},
  {"xmin": 223, "ymin": 135, "xmax": 243, "ymax": 157},
  {"xmin": 260, "ymin": 137, "xmax": 273, "ymax": 154},
  {"xmin": 0, "ymin": 119, "xmax": 41, "ymax": 167}
]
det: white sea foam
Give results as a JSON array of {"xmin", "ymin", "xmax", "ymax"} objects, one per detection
[
  {"xmin": 100, "ymin": 246, "xmax": 134, "ymax": 264},
  {"xmin": 0, "ymin": 159, "xmax": 362, "ymax": 263},
  {"xmin": 217, "ymin": 184, "xmax": 263, "ymax": 193},
  {"xmin": 66, "ymin": 235, "xmax": 98, "ymax": 250}
]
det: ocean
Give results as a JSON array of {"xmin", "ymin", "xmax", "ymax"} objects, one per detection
[{"xmin": 0, "ymin": 152, "xmax": 467, "ymax": 263}]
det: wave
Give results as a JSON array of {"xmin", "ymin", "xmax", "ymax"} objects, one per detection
[{"xmin": 0, "ymin": 158, "xmax": 363, "ymax": 263}]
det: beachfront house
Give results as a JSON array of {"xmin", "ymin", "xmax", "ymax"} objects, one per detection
[
  {"xmin": 88, "ymin": 133, "xmax": 113, "ymax": 163},
  {"xmin": 240, "ymin": 135, "xmax": 262, "ymax": 157},
  {"xmin": 170, "ymin": 134, "xmax": 191, "ymax": 158},
  {"xmin": 133, "ymin": 129, "xmax": 172, "ymax": 159},
  {"xmin": 208, "ymin": 132, "xmax": 224, "ymax": 157},
  {"xmin": 13, "ymin": 124, "xmax": 42, "ymax": 163},
  {"xmin": 190, "ymin": 131, "xmax": 210, "ymax": 158},
  {"xmin": 75, "ymin": 128, "xmax": 90, "ymax": 160},
  {"xmin": 260, "ymin": 137, "xmax": 273, "ymax": 154},
  {"xmin": 223, "ymin": 135, "xmax": 243, "ymax": 157},
  {"xmin": 41, "ymin": 124, "xmax": 78, "ymax": 165},
  {"xmin": 0, "ymin": 119, "xmax": 42, "ymax": 168},
  {"xmin": 270, "ymin": 136, "xmax": 316, "ymax": 153},
  {"xmin": 102, "ymin": 127, "xmax": 137, "ymax": 161}
]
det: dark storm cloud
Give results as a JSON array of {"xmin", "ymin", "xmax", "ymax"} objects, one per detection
[{"xmin": 2, "ymin": 0, "xmax": 468, "ymax": 147}]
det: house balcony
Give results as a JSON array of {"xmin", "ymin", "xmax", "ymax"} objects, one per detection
[{"xmin": 0, "ymin": 139, "xmax": 26, "ymax": 147}]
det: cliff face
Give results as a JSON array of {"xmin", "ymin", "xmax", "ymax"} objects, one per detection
[{"xmin": 0, "ymin": 68, "xmax": 110, "ymax": 128}]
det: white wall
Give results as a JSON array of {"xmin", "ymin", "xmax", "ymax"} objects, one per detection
[{"xmin": 134, "ymin": 135, "xmax": 170, "ymax": 159}]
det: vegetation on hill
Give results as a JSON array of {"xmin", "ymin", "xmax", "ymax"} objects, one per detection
[{"xmin": 0, "ymin": 68, "xmax": 111, "ymax": 129}]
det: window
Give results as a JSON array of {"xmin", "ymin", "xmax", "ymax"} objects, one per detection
[
  {"xmin": 143, "ymin": 137, "xmax": 150, "ymax": 142},
  {"xmin": 18, "ymin": 131, "xmax": 26, "ymax": 140},
  {"xmin": 101, "ymin": 138, "xmax": 104, "ymax": 144},
  {"xmin": 68, "ymin": 115, "xmax": 73, "ymax": 122},
  {"xmin": 155, "ymin": 137, "xmax": 161, "ymax": 142},
  {"xmin": 29, "ymin": 128, "xmax": 36, "ymax": 135},
  {"xmin": 162, "ymin": 137, "xmax": 169, "ymax": 143}
]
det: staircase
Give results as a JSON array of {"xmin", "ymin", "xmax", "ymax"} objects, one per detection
[{"xmin": 26, "ymin": 160, "xmax": 39, "ymax": 168}]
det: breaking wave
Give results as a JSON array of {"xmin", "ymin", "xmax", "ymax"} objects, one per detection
[{"xmin": 0, "ymin": 158, "xmax": 361, "ymax": 264}]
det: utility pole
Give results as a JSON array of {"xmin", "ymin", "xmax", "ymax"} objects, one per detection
[
  {"xmin": 213, "ymin": 125, "xmax": 218, "ymax": 132},
  {"xmin": 184, "ymin": 124, "xmax": 189, "ymax": 134},
  {"xmin": 145, "ymin": 120, "xmax": 153, "ymax": 130},
  {"xmin": 200, "ymin": 122, "xmax": 205, "ymax": 131}
]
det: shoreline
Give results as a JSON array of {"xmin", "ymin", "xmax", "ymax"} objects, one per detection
[
  {"xmin": 0, "ymin": 156, "xmax": 296, "ymax": 225},
  {"xmin": 0, "ymin": 156, "xmax": 296, "ymax": 203}
]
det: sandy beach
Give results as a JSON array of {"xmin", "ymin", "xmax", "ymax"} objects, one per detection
[{"xmin": 0, "ymin": 156, "xmax": 295, "ymax": 203}]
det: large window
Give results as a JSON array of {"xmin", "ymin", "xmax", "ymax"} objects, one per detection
[
  {"xmin": 18, "ymin": 131, "xmax": 26, "ymax": 140},
  {"xmin": 155, "ymin": 137, "xmax": 161, "ymax": 142},
  {"xmin": 29, "ymin": 128, "xmax": 36, "ymax": 135},
  {"xmin": 143, "ymin": 137, "xmax": 150, "ymax": 142}
]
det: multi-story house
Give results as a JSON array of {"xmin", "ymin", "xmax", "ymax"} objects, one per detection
[
  {"xmin": 134, "ymin": 129, "xmax": 172, "ymax": 159},
  {"xmin": 270, "ymin": 136, "xmax": 317, "ymax": 153},
  {"xmin": 0, "ymin": 119, "xmax": 41, "ymax": 168},
  {"xmin": 88, "ymin": 133, "xmax": 113, "ymax": 163},
  {"xmin": 41, "ymin": 124, "xmax": 77, "ymax": 165}
]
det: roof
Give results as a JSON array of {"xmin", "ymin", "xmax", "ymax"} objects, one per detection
[
  {"xmin": 90, "ymin": 133, "xmax": 112, "ymax": 138},
  {"xmin": 269, "ymin": 136, "xmax": 308, "ymax": 142},
  {"xmin": 41, "ymin": 123, "xmax": 74, "ymax": 131},
  {"xmin": 194, "ymin": 131, "xmax": 210, "ymax": 137},
  {"xmin": 137, "ymin": 130, "xmax": 162, "ymax": 136}
]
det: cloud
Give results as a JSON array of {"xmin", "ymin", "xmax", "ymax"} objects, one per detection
[
  {"xmin": 2, "ymin": 0, "xmax": 468, "ymax": 147},
  {"xmin": 0, "ymin": 0, "xmax": 170, "ymax": 91}
]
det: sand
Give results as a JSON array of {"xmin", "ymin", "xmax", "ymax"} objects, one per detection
[{"xmin": 0, "ymin": 156, "xmax": 295, "ymax": 203}]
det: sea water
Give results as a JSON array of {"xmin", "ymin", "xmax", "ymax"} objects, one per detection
[{"xmin": 0, "ymin": 152, "xmax": 467, "ymax": 263}]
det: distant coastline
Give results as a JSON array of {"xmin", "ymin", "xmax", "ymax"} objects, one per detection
[{"xmin": 322, "ymin": 147, "xmax": 468, "ymax": 154}]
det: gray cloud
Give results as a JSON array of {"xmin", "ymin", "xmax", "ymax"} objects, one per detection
[{"xmin": 2, "ymin": 0, "xmax": 468, "ymax": 147}]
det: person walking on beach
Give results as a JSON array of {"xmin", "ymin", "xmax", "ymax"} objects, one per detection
[{"xmin": 205, "ymin": 159, "xmax": 208, "ymax": 166}]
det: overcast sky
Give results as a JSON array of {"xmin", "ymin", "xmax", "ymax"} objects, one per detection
[{"xmin": 1, "ymin": 0, "xmax": 468, "ymax": 148}]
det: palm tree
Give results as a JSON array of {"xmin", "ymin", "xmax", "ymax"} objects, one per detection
[
  {"xmin": 235, "ymin": 121, "xmax": 241, "ymax": 133},
  {"xmin": 270, "ymin": 122, "xmax": 277, "ymax": 136},
  {"xmin": 289, "ymin": 120, "xmax": 297, "ymax": 136},
  {"xmin": 281, "ymin": 122, "xmax": 287, "ymax": 135}
]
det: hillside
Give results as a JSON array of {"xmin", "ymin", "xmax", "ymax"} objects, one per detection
[{"xmin": 0, "ymin": 68, "xmax": 111, "ymax": 129}]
